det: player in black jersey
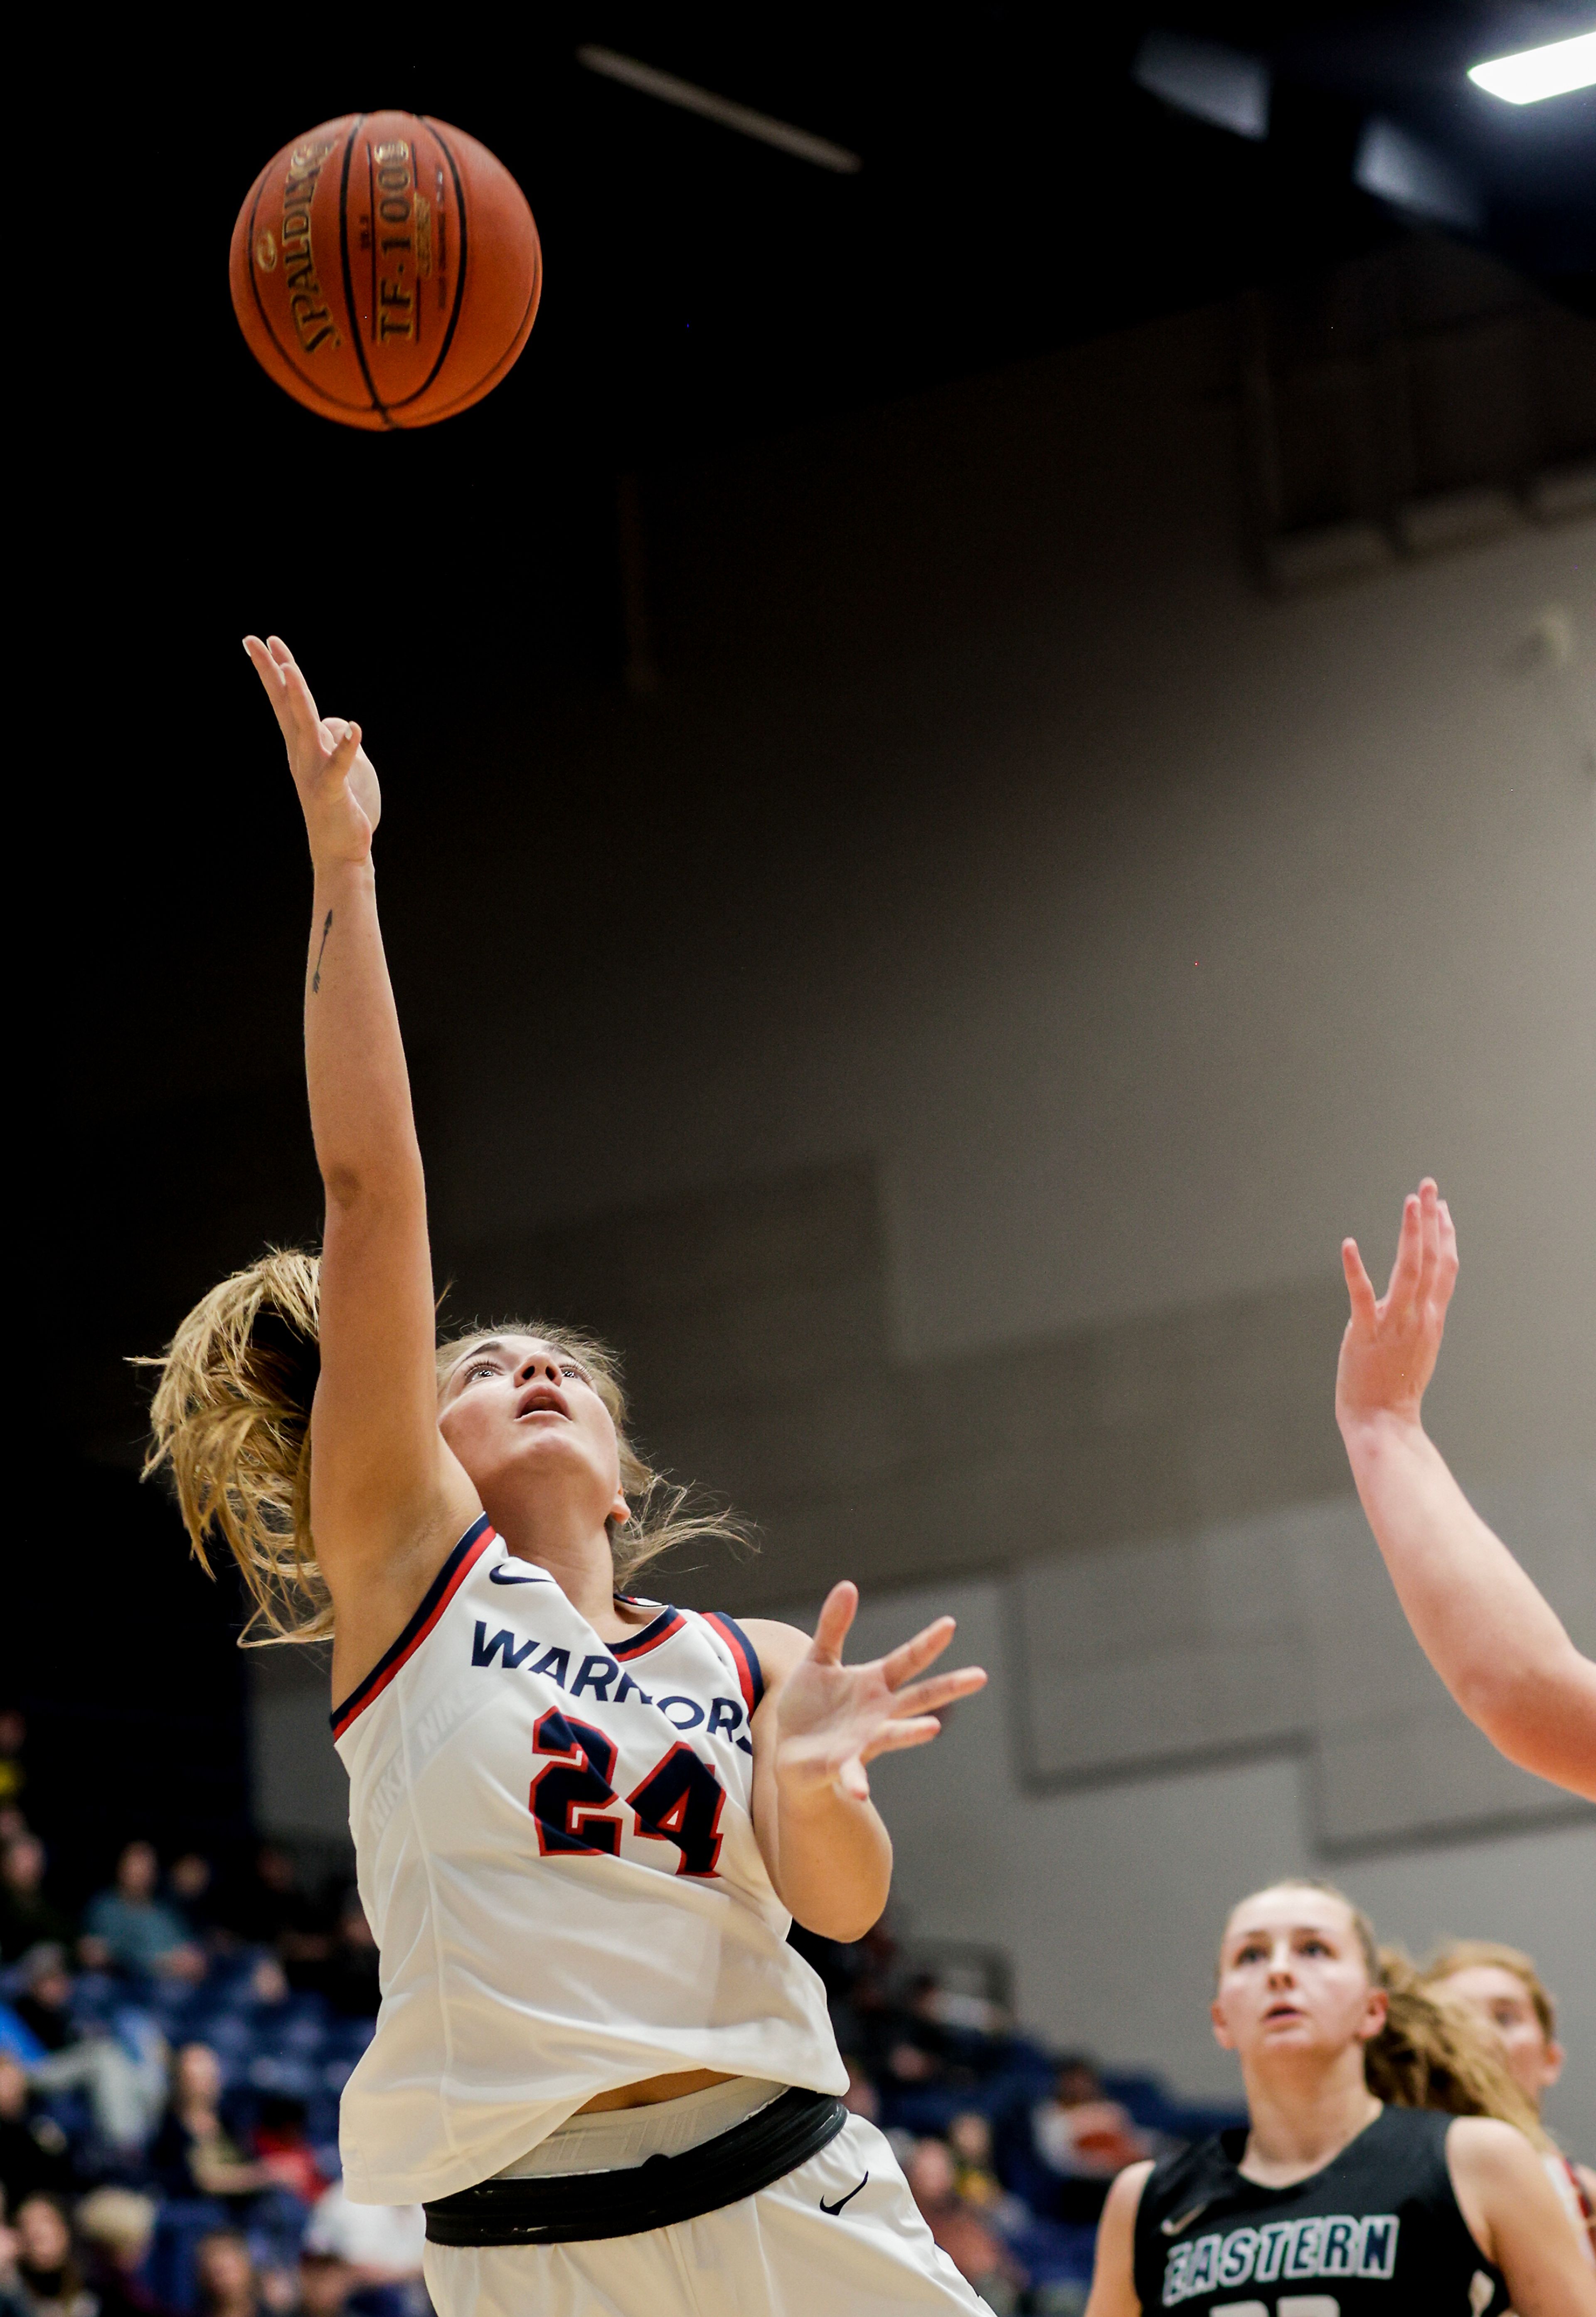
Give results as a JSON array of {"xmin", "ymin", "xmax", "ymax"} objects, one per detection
[{"xmin": 1084, "ymin": 1879, "xmax": 1594, "ymax": 2317}]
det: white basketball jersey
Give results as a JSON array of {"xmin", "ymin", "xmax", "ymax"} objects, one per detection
[{"xmin": 330, "ymin": 1515, "xmax": 846, "ymax": 2205}]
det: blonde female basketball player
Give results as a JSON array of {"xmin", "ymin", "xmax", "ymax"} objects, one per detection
[
  {"xmin": 1337, "ymin": 1178, "xmax": 1596, "ymax": 1800},
  {"xmin": 1083, "ymin": 1879, "xmax": 1595, "ymax": 2317},
  {"xmin": 146, "ymin": 636, "xmax": 993, "ymax": 2317},
  {"xmin": 1422, "ymin": 1939, "xmax": 1596, "ymax": 2263}
]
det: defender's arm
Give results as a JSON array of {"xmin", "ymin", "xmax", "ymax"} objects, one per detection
[{"xmin": 1337, "ymin": 1181, "xmax": 1596, "ymax": 1803}]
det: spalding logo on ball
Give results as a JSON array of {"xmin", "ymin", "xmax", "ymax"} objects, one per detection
[{"xmin": 230, "ymin": 113, "xmax": 540, "ymax": 429}]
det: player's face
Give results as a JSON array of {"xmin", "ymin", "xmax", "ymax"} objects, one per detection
[
  {"xmin": 1211, "ymin": 1888, "xmax": 1385, "ymax": 2067},
  {"xmin": 437, "ymin": 1336, "xmax": 628, "ymax": 1531},
  {"xmin": 1437, "ymin": 1964, "xmax": 1562, "ymax": 2105}
]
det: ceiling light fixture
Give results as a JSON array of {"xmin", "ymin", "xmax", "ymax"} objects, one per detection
[
  {"xmin": 1467, "ymin": 29, "xmax": 1596, "ymax": 104},
  {"xmin": 1354, "ymin": 118, "xmax": 1483, "ymax": 230},
  {"xmin": 576, "ymin": 46, "xmax": 862, "ymax": 173},
  {"xmin": 1131, "ymin": 30, "xmax": 1271, "ymax": 138}
]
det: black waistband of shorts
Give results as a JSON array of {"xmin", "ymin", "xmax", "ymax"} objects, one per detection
[{"xmin": 423, "ymin": 2085, "xmax": 849, "ymax": 2247}]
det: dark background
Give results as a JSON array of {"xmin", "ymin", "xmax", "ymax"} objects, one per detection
[{"xmin": 22, "ymin": 2, "xmax": 1594, "ymax": 1893}]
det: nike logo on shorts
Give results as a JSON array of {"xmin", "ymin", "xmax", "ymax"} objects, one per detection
[
  {"xmin": 488, "ymin": 1564, "xmax": 549, "ymax": 1585},
  {"xmin": 819, "ymin": 2174, "xmax": 869, "ymax": 2216}
]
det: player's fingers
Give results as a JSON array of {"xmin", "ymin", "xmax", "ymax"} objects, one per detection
[
  {"xmin": 323, "ymin": 722, "xmax": 363, "ymax": 772},
  {"xmin": 879, "ymin": 1616, "xmax": 956, "ymax": 1692},
  {"xmin": 836, "ymin": 1754, "xmax": 871, "ymax": 1802},
  {"xmin": 889, "ymin": 1668, "xmax": 987, "ymax": 1718},
  {"xmin": 266, "ymin": 634, "xmax": 325, "ymax": 734},
  {"xmin": 809, "ymin": 1581, "xmax": 858, "ymax": 1667},
  {"xmin": 1416, "ymin": 1178, "xmax": 1441, "ymax": 1306},
  {"xmin": 1385, "ymin": 1193, "xmax": 1423, "ymax": 1314},
  {"xmin": 244, "ymin": 635, "xmax": 298, "ymax": 732},
  {"xmin": 1434, "ymin": 1198, "xmax": 1460, "ymax": 1313},
  {"xmin": 1341, "ymin": 1240, "xmax": 1378, "ymax": 1327},
  {"xmin": 861, "ymin": 1718, "xmax": 943, "ymax": 1760}
]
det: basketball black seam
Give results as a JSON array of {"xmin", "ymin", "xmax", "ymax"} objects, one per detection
[
  {"xmin": 386, "ymin": 118, "xmax": 470, "ymax": 412},
  {"xmin": 337, "ymin": 114, "xmax": 391, "ymax": 426},
  {"xmin": 243, "ymin": 165, "xmax": 315, "ymax": 396},
  {"xmin": 401, "ymin": 266, "xmax": 539, "ymax": 425},
  {"xmin": 250, "ymin": 117, "xmax": 382, "ymax": 419},
  {"xmin": 414, "ymin": 239, "xmax": 541, "ymax": 419},
  {"xmin": 248, "ymin": 122, "xmax": 377, "ymax": 415}
]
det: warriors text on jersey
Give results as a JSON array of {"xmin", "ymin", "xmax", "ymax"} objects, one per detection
[
  {"xmin": 1132, "ymin": 2105, "xmax": 1507, "ymax": 2316},
  {"xmin": 329, "ymin": 1516, "xmax": 846, "ymax": 2205}
]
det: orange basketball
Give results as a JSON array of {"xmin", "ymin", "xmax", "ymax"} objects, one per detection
[{"xmin": 229, "ymin": 113, "xmax": 541, "ymax": 430}]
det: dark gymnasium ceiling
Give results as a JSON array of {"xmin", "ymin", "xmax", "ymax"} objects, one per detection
[{"xmin": 176, "ymin": 3, "xmax": 1595, "ymax": 466}]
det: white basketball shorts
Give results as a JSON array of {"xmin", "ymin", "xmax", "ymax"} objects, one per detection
[{"xmin": 421, "ymin": 2112, "xmax": 993, "ymax": 2317}]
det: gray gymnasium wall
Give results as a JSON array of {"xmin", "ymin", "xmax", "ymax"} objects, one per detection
[{"xmin": 251, "ymin": 241, "xmax": 1596, "ymax": 2122}]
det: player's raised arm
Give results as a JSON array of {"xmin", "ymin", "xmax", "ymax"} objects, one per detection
[
  {"xmin": 1336, "ymin": 1179, "xmax": 1596, "ymax": 1802},
  {"xmin": 743, "ymin": 1585, "xmax": 986, "ymax": 1944},
  {"xmin": 243, "ymin": 635, "xmax": 478, "ymax": 1669}
]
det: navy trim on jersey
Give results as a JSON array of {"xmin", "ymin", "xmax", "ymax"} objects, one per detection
[
  {"xmin": 703, "ymin": 1612, "xmax": 765, "ymax": 1715},
  {"xmin": 330, "ymin": 1514, "xmax": 496, "ymax": 1738},
  {"xmin": 611, "ymin": 1606, "xmax": 687, "ymax": 1659}
]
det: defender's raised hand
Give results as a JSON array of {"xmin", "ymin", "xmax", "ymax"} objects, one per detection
[
  {"xmin": 244, "ymin": 633, "xmax": 380, "ymax": 867},
  {"xmin": 775, "ymin": 1583, "xmax": 987, "ymax": 1804},
  {"xmin": 1337, "ymin": 1178, "xmax": 1459, "ymax": 1430}
]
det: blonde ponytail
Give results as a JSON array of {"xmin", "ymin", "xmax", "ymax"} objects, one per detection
[
  {"xmin": 140, "ymin": 1250, "xmax": 329, "ymax": 1644},
  {"xmin": 1369, "ymin": 1947, "xmax": 1549, "ymax": 2149},
  {"xmin": 141, "ymin": 1253, "xmax": 752, "ymax": 1646}
]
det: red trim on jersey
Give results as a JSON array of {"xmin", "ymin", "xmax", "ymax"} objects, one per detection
[
  {"xmin": 330, "ymin": 1516, "xmax": 497, "ymax": 1738},
  {"xmin": 702, "ymin": 1612, "xmax": 764, "ymax": 1716},
  {"xmin": 1564, "ymin": 2154, "xmax": 1596, "ymax": 2250},
  {"xmin": 610, "ymin": 1607, "xmax": 686, "ymax": 1660}
]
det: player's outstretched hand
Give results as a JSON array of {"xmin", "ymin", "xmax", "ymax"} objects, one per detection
[
  {"xmin": 1336, "ymin": 1177, "xmax": 1458, "ymax": 1432},
  {"xmin": 244, "ymin": 633, "xmax": 380, "ymax": 868},
  {"xmin": 775, "ymin": 1583, "xmax": 987, "ymax": 1804}
]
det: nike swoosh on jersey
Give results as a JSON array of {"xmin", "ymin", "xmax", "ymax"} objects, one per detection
[
  {"xmin": 819, "ymin": 2173, "xmax": 869, "ymax": 2216},
  {"xmin": 1161, "ymin": 2203, "xmax": 1208, "ymax": 2236},
  {"xmin": 488, "ymin": 1564, "xmax": 549, "ymax": 1585}
]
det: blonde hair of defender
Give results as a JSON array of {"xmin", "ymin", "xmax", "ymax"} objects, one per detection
[
  {"xmin": 140, "ymin": 1247, "xmax": 753, "ymax": 1647},
  {"xmin": 1220, "ymin": 1878, "xmax": 1550, "ymax": 2151},
  {"xmin": 1421, "ymin": 1937, "xmax": 1560, "ymax": 2045}
]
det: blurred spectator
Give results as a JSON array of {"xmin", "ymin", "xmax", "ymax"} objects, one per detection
[
  {"xmin": 236, "ymin": 1857, "xmax": 330, "ymax": 1990},
  {"xmin": 301, "ymin": 2190, "xmax": 424, "ymax": 2295},
  {"xmin": 281, "ymin": 2252, "xmax": 349, "ymax": 2317},
  {"xmin": 1, "ymin": 2190, "xmax": 27, "ymax": 2317},
  {"xmin": 192, "ymin": 2234, "xmax": 261, "ymax": 2317},
  {"xmin": 0, "ymin": 2060, "xmax": 72, "ymax": 2208},
  {"xmin": 150, "ymin": 2048, "xmax": 288, "ymax": 2209},
  {"xmin": 7, "ymin": 1955, "xmax": 74, "ymax": 2061},
  {"xmin": 15, "ymin": 1950, "xmax": 167, "ymax": 2158},
  {"xmin": 318, "ymin": 1905, "xmax": 378, "ymax": 2026},
  {"xmin": 0, "ymin": 1847, "xmax": 73, "ymax": 1969},
  {"xmin": 884, "ymin": 1972, "xmax": 950, "ymax": 2086},
  {"xmin": 905, "ymin": 2138, "xmax": 1026, "ymax": 2316},
  {"xmin": 81, "ymin": 1847, "xmax": 205, "ymax": 1984},
  {"xmin": 167, "ymin": 1859, "xmax": 229, "ymax": 1954},
  {"xmin": 250, "ymin": 2103, "xmax": 326, "ymax": 2210},
  {"xmin": 10, "ymin": 2195, "xmax": 94, "ymax": 2317},
  {"xmin": 0, "ymin": 1718, "xmax": 26, "ymax": 1826},
  {"xmin": 75, "ymin": 2188, "xmax": 168, "ymax": 2317},
  {"xmin": 1025, "ymin": 2058, "xmax": 1151, "ymax": 2224},
  {"xmin": 946, "ymin": 2111, "xmax": 1022, "ymax": 2224}
]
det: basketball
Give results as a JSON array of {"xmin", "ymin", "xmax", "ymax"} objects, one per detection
[{"xmin": 229, "ymin": 112, "xmax": 541, "ymax": 431}]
